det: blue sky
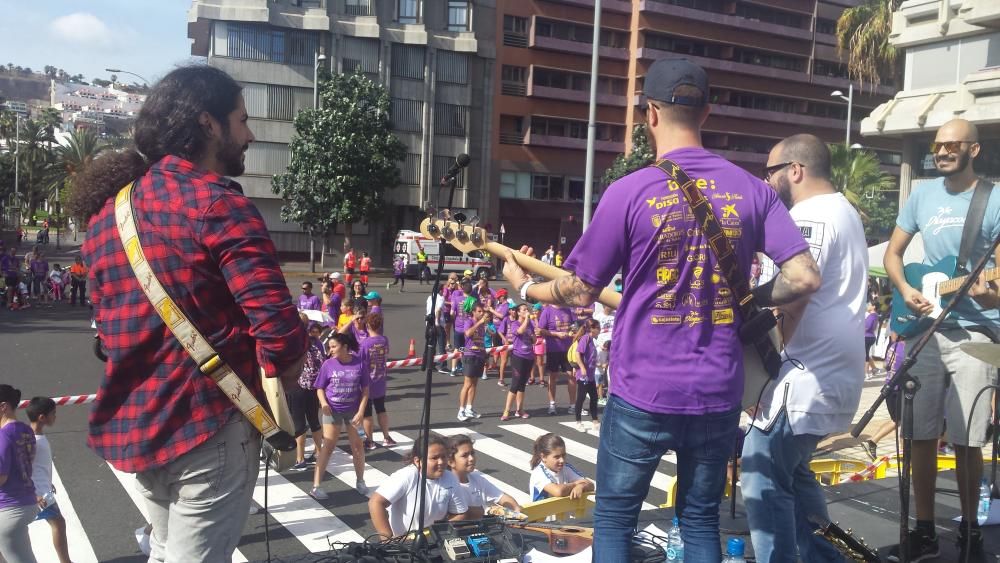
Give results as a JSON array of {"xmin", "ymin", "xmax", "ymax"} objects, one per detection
[{"xmin": 0, "ymin": 0, "xmax": 195, "ymax": 85}]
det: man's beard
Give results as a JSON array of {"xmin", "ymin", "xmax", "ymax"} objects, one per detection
[
  {"xmin": 774, "ymin": 175, "xmax": 793, "ymax": 208},
  {"xmin": 937, "ymin": 150, "xmax": 971, "ymax": 177},
  {"xmin": 217, "ymin": 136, "xmax": 247, "ymax": 177}
]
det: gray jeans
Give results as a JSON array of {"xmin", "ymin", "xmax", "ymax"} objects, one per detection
[
  {"xmin": 0, "ymin": 504, "xmax": 38, "ymax": 563},
  {"xmin": 135, "ymin": 413, "xmax": 260, "ymax": 563}
]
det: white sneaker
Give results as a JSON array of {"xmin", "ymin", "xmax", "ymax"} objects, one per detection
[
  {"xmin": 576, "ymin": 422, "xmax": 586, "ymax": 432},
  {"xmin": 581, "ymin": 409, "xmax": 589, "ymax": 416},
  {"xmin": 355, "ymin": 479, "xmax": 368, "ymax": 495},
  {"xmin": 567, "ymin": 405, "xmax": 576, "ymax": 415},
  {"xmin": 466, "ymin": 408, "xmax": 482, "ymax": 419},
  {"xmin": 481, "ymin": 373, "xmax": 488, "ymax": 380},
  {"xmin": 547, "ymin": 404, "xmax": 557, "ymax": 415},
  {"xmin": 457, "ymin": 410, "xmax": 470, "ymax": 422}
]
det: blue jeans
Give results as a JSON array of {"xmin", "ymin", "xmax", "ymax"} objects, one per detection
[
  {"xmin": 594, "ymin": 395, "xmax": 739, "ymax": 563},
  {"xmin": 742, "ymin": 410, "xmax": 846, "ymax": 563}
]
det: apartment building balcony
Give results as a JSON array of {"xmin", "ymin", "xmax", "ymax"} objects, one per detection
[
  {"xmin": 528, "ymin": 84, "xmax": 628, "ymax": 107},
  {"xmin": 531, "ymin": 36, "xmax": 629, "ymax": 61},
  {"xmin": 527, "ymin": 133, "xmax": 624, "ymax": 153},
  {"xmin": 430, "ymin": 30, "xmax": 479, "ymax": 53},
  {"xmin": 332, "ymin": 0, "xmax": 379, "ymax": 37},
  {"xmin": 546, "ymin": 0, "xmax": 632, "ymax": 13},
  {"xmin": 189, "ymin": 0, "xmax": 330, "ymax": 30},
  {"xmin": 501, "ymin": 81, "xmax": 527, "ymax": 96},
  {"xmin": 637, "ymin": 46, "xmax": 807, "ymax": 82},
  {"xmin": 710, "ymin": 103, "xmax": 847, "ymax": 131},
  {"xmin": 961, "ymin": 0, "xmax": 1000, "ymax": 28},
  {"xmin": 810, "ymin": 73, "xmax": 896, "ymax": 96},
  {"xmin": 711, "ymin": 149, "xmax": 769, "ymax": 165},
  {"xmin": 639, "ymin": 0, "xmax": 814, "ymax": 41},
  {"xmin": 499, "ymin": 131, "xmax": 526, "ymax": 145}
]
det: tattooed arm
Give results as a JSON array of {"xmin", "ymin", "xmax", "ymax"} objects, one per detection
[
  {"xmin": 501, "ymin": 248, "xmax": 602, "ymax": 308},
  {"xmin": 751, "ymin": 249, "xmax": 821, "ymax": 307}
]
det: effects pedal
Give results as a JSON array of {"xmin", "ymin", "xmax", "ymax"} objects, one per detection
[
  {"xmin": 443, "ymin": 537, "xmax": 471, "ymax": 560},
  {"xmin": 466, "ymin": 534, "xmax": 495, "ymax": 558}
]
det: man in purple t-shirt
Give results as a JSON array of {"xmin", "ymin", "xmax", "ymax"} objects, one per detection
[
  {"xmin": 502, "ymin": 59, "xmax": 820, "ymax": 562},
  {"xmin": 537, "ymin": 304, "xmax": 576, "ymax": 415},
  {"xmin": 298, "ymin": 281, "xmax": 321, "ymax": 311}
]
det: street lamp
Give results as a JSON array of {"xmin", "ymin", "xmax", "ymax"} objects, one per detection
[
  {"xmin": 104, "ymin": 68, "xmax": 150, "ymax": 87},
  {"xmin": 312, "ymin": 51, "xmax": 327, "ymax": 272},
  {"xmin": 313, "ymin": 52, "xmax": 327, "ymax": 110},
  {"xmin": 831, "ymin": 84, "xmax": 854, "ymax": 147},
  {"xmin": 13, "ymin": 114, "xmax": 20, "ymax": 228}
]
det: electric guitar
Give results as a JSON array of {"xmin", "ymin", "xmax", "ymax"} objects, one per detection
[
  {"xmin": 504, "ymin": 522, "xmax": 593, "ymax": 555},
  {"xmin": 890, "ymin": 256, "xmax": 1000, "ymax": 338},
  {"xmin": 259, "ymin": 369, "xmax": 296, "ymax": 471},
  {"xmin": 809, "ymin": 515, "xmax": 880, "ymax": 562},
  {"xmin": 418, "ymin": 217, "xmax": 781, "ymax": 410}
]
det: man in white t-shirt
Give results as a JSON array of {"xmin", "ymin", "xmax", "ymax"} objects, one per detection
[{"xmin": 742, "ymin": 135, "xmax": 868, "ymax": 562}]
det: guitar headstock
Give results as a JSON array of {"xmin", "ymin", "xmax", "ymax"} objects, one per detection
[{"xmin": 419, "ymin": 216, "xmax": 491, "ymax": 254}]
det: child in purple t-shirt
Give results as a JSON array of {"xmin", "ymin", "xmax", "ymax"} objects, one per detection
[
  {"xmin": 310, "ymin": 333, "xmax": 370, "ymax": 500},
  {"xmin": 501, "ymin": 304, "xmax": 535, "ymax": 421},
  {"xmin": 360, "ymin": 313, "xmax": 393, "ymax": 450},
  {"xmin": 572, "ymin": 320, "xmax": 601, "ymax": 432},
  {"xmin": 458, "ymin": 299, "xmax": 488, "ymax": 421},
  {"xmin": 0, "ymin": 384, "xmax": 37, "ymax": 563}
]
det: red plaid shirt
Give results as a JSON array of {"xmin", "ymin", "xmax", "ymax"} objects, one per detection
[{"xmin": 83, "ymin": 156, "xmax": 307, "ymax": 473}]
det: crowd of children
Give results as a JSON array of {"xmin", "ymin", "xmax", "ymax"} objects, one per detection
[{"xmin": 0, "ymin": 242, "xmax": 89, "ymax": 310}]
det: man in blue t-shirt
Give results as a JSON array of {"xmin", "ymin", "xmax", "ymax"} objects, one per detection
[{"xmin": 884, "ymin": 118, "xmax": 999, "ymax": 561}]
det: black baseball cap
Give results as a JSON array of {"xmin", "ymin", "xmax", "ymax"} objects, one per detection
[
  {"xmin": 0, "ymin": 385, "xmax": 21, "ymax": 407},
  {"xmin": 641, "ymin": 58, "xmax": 708, "ymax": 107}
]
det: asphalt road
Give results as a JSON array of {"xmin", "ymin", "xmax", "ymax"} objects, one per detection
[{"xmin": 1, "ymin": 258, "xmax": 679, "ymax": 563}]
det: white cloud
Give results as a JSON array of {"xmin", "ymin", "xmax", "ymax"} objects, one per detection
[{"xmin": 49, "ymin": 12, "xmax": 113, "ymax": 49}]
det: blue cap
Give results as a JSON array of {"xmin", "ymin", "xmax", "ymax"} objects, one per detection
[
  {"xmin": 672, "ymin": 516, "xmax": 679, "ymax": 526},
  {"xmin": 364, "ymin": 291, "xmax": 381, "ymax": 301},
  {"xmin": 726, "ymin": 537, "xmax": 744, "ymax": 556}
]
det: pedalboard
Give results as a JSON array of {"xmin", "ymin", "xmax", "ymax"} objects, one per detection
[{"xmin": 430, "ymin": 517, "xmax": 520, "ymax": 562}]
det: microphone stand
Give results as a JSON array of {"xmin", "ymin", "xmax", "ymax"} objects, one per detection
[
  {"xmin": 414, "ymin": 173, "xmax": 460, "ymax": 548},
  {"xmin": 851, "ymin": 231, "xmax": 1000, "ymax": 563}
]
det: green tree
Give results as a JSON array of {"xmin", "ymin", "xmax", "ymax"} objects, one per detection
[
  {"xmin": 14, "ymin": 119, "xmax": 60, "ymax": 225},
  {"xmin": 56, "ymin": 129, "xmax": 108, "ymax": 224},
  {"xmin": 836, "ymin": 0, "xmax": 903, "ymax": 90},
  {"xmin": 830, "ymin": 143, "xmax": 897, "ymax": 239},
  {"xmin": 602, "ymin": 123, "xmax": 654, "ymax": 186},
  {"xmin": 272, "ymin": 71, "xmax": 405, "ymax": 262}
]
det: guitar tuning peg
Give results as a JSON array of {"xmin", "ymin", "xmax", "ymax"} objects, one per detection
[
  {"xmin": 471, "ymin": 230, "xmax": 484, "ymax": 245},
  {"xmin": 426, "ymin": 222, "xmax": 441, "ymax": 238},
  {"xmin": 424, "ymin": 204, "xmax": 437, "ymax": 219},
  {"xmin": 441, "ymin": 223, "xmax": 455, "ymax": 240},
  {"xmin": 467, "ymin": 215, "xmax": 480, "ymax": 227},
  {"xmin": 453, "ymin": 212, "xmax": 467, "ymax": 224},
  {"xmin": 455, "ymin": 228, "xmax": 470, "ymax": 243}
]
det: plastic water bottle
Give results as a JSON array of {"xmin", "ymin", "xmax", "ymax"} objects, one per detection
[
  {"xmin": 723, "ymin": 537, "xmax": 745, "ymax": 563},
  {"xmin": 666, "ymin": 516, "xmax": 684, "ymax": 561},
  {"xmin": 978, "ymin": 478, "xmax": 992, "ymax": 526}
]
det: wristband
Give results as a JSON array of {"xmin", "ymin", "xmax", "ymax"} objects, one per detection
[{"xmin": 520, "ymin": 280, "xmax": 536, "ymax": 301}]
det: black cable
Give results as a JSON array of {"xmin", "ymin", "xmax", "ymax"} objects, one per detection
[{"xmin": 263, "ymin": 443, "xmax": 273, "ymax": 563}]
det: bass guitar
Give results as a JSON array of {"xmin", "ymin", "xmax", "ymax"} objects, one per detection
[
  {"xmin": 809, "ymin": 515, "xmax": 880, "ymax": 562},
  {"xmin": 418, "ymin": 217, "xmax": 781, "ymax": 410},
  {"xmin": 505, "ymin": 522, "xmax": 593, "ymax": 555},
  {"xmin": 890, "ymin": 256, "xmax": 1000, "ymax": 338}
]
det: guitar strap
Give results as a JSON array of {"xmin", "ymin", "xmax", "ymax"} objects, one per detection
[
  {"xmin": 112, "ymin": 182, "xmax": 295, "ymax": 451},
  {"xmin": 957, "ymin": 179, "xmax": 994, "ymax": 274}
]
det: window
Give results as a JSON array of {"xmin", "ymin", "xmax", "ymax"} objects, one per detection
[
  {"xmin": 501, "ymin": 65, "xmax": 526, "ymax": 83},
  {"xmin": 503, "ymin": 15, "xmax": 528, "ymax": 47},
  {"xmin": 241, "ymin": 82, "xmax": 311, "ymax": 120},
  {"xmin": 391, "ymin": 43, "xmax": 425, "ymax": 79},
  {"xmin": 244, "ymin": 142, "xmax": 290, "ymax": 175},
  {"xmin": 734, "ymin": 4, "xmax": 805, "ymax": 29},
  {"xmin": 401, "ymin": 153, "xmax": 421, "ymax": 184},
  {"xmin": 397, "ymin": 0, "xmax": 420, "ymax": 24},
  {"xmin": 437, "ymin": 51, "xmax": 468, "ymax": 84},
  {"xmin": 342, "ymin": 37, "xmax": 380, "ymax": 75},
  {"xmin": 815, "ymin": 18, "xmax": 837, "ymax": 35},
  {"xmin": 391, "ymin": 98, "xmax": 424, "ymax": 132},
  {"xmin": 435, "ymin": 103, "xmax": 468, "ymax": 137},
  {"xmin": 224, "ymin": 23, "xmax": 318, "ymax": 66},
  {"xmin": 447, "ymin": 1, "xmax": 470, "ymax": 32},
  {"xmin": 567, "ymin": 178, "xmax": 586, "ymax": 201},
  {"xmin": 532, "ymin": 175, "xmax": 564, "ymax": 200},
  {"xmin": 345, "ymin": 0, "xmax": 373, "ymax": 16},
  {"xmin": 814, "ymin": 60, "xmax": 848, "ymax": 78},
  {"xmin": 500, "ymin": 171, "xmax": 532, "ymax": 199}
]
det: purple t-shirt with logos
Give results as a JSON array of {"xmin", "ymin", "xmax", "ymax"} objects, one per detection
[
  {"xmin": 574, "ymin": 333, "xmax": 597, "ymax": 383},
  {"xmin": 564, "ymin": 147, "xmax": 808, "ymax": 415},
  {"xmin": 538, "ymin": 305, "xmax": 574, "ymax": 353},
  {"xmin": 0, "ymin": 422, "xmax": 36, "ymax": 509},
  {"xmin": 360, "ymin": 334, "xmax": 390, "ymax": 399},
  {"xmin": 298, "ymin": 294, "xmax": 321, "ymax": 311},
  {"xmin": 313, "ymin": 355, "xmax": 370, "ymax": 413},
  {"xmin": 464, "ymin": 322, "xmax": 487, "ymax": 358},
  {"xmin": 450, "ymin": 290, "xmax": 469, "ymax": 333},
  {"xmin": 510, "ymin": 319, "xmax": 536, "ymax": 359}
]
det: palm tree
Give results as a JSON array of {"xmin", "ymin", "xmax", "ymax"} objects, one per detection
[
  {"xmin": 830, "ymin": 143, "xmax": 897, "ymax": 220},
  {"xmin": 12, "ymin": 119, "xmax": 59, "ymax": 225},
  {"xmin": 52, "ymin": 129, "xmax": 108, "ymax": 229},
  {"xmin": 836, "ymin": 0, "xmax": 903, "ymax": 91}
]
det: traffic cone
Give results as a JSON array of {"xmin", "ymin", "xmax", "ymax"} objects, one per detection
[{"xmin": 406, "ymin": 338, "xmax": 416, "ymax": 359}]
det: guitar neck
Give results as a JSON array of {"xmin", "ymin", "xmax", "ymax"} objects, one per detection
[
  {"xmin": 482, "ymin": 241, "xmax": 622, "ymax": 309},
  {"xmin": 939, "ymin": 267, "xmax": 1000, "ymax": 296}
]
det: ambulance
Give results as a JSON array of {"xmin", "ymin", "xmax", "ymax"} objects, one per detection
[{"xmin": 393, "ymin": 230, "xmax": 495, "ymax": 279}]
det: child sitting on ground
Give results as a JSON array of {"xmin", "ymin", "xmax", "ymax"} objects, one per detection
[
  {"xmin": 448, "ymin": 434, "xmax": 522, "ymax": 519},
  {"xmin": 529, "ymin": 433, "xmax": 593, "ymax": 503}
]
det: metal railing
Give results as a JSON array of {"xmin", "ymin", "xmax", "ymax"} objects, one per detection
[
  {"xmin": 499, "ymin": 132, "xmax": 525, "ymax": 145},
  {"xmin": 501, "ymin": 81, "xmax": 527, "ymax": 96}
]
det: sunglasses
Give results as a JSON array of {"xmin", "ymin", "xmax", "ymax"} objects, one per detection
[
  {"xmin": 763, "ymin": 161, "xmax": 803, "ymax": 182},
  {"xmin": 301, "ymin": 287, "xmax": 310, "ymax": 290},
  {"xmin": 930, "ymin": 140, "xmax": 975, "ymax": 154}
]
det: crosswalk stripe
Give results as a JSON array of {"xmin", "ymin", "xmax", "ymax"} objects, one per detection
[
  {"xmin": 555, "ymin": 421, "xmax": 678, "ymax": 465},
  {"xmin": 252, "ymin": 462, "xmax": 365, "ymax": 550},
  {"xmin": 515, "ymin": 423, "xmax": 678, "ymax": 497},
  {"xmin": 110, "ymin": 465, "xmax": 249, "ymax": 562},
  {"xmin": 28, "ymin": 464, "xmax": 99, "ymax": 563}
]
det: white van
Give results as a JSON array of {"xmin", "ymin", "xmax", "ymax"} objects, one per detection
[{"xmin": 393, "ymin": 230, "xmax": 495, "ymax": 279}]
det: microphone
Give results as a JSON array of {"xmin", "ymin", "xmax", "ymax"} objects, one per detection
[{"xmin": 440, "ymin": 153, "xmax": 471, "ymax": 185}]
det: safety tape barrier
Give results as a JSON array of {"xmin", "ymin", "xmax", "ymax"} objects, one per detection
[
  {"xmin": 17, "ymin": 344, "xmax": 515, "ymax": 409},
  {"xmin": 839, "ymin": 455, "xmax": 892, "ymax": 484}
]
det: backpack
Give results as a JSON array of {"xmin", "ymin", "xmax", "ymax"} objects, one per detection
[{"xmin": 566, "ymin": 336, "xmax": 581, "ymax": 368}]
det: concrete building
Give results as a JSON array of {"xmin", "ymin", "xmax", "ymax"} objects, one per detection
[
  {"xmin": 860, "ymin": 0, "xmax": 1000, "ymax": 205},
  {"xmin": 493, "ymin": 0, "xmax": 900, "ymax": 252},
  {"xmin": 50, "ymin": 82, "xmax": 146, "ymax": 135},
  {"xmin": 188, "ymin": 0, "xmax": 496, "ymax": 262}
]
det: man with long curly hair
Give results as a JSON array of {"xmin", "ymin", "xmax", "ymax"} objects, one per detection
[{"xmin": 74, "ymin": 65, "xmax": 307, "ymax": 562}]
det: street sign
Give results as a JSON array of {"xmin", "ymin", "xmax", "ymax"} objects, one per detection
[{"xmin": 499, "ymin": 223, "xmax": 506, "ymax": 235}]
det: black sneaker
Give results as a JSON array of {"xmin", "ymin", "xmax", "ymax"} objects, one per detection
[
  {"xmin": 958, "ymin": 527, "xmax": 986, "ymax": 563},
  {"xmin": 887, "ymin": 529, "xmax": 940, "ymax": 562}
]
